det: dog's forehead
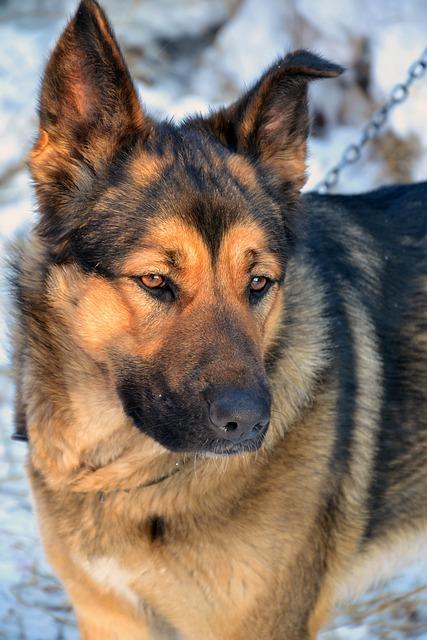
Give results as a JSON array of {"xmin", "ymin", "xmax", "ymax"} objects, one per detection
[
  {"xmin": 71, "ymin": 127, "xmax": 288, "ymax": 274},
  {"xmin": 121, "ymin": 216, "xmax": 283, "ymax": 281},
  {"xmin": 130, "ymin": 129, "xmax": 255, "ymax": 204}
]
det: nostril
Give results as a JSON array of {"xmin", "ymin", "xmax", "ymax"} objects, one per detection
[
  {"xmin": 217, "ymin": 421, "xmax": 239, "ymax": 433},
  {"xmin": 252, "ymin": 422, "xmax": 265, "ymax": 434},
  {"xmin": 207, "ymin": 386, "xmax": 271, "ymax": 442}
]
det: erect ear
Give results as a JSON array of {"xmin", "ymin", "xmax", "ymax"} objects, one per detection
[
  {"xmin": 30, "ymin": 0, "xmax": 149, "ymax": 215},
  {"xmin": 194, "ymin": 51, "xmax": 343, "ymax": 190}
]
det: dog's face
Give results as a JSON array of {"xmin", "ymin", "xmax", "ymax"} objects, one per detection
[{"xmin": 28, "ymin": 0, "xmax": 342, "ymax": 455}]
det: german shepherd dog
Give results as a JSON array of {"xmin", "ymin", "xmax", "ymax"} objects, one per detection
[{"xmin": 10, "ymin": 0, "xmax": 427, "ymax": 638}]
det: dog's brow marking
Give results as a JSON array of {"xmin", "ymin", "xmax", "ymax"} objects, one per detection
[
  {"xmin": 245, "ymin": 249, "xmax": 264, "ymax": 273},
  {"xmin": 217, "ymin": 223, "xmax": 283, "ymax": 285},
  {"xmin": 122, "ymin": 218, "xmax": 214, "ymax": 291},
  {"xmin": 165, "ymin": 249, "xmax": 180, "ymax": 269}
]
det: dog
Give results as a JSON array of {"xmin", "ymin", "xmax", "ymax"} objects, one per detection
[{"xmin": 10, "ymin": 0, "xmax": 427, "ymax": 638}]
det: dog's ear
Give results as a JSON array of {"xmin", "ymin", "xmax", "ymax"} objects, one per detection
[
  {"xmin": 30, "ymin": 0, "xmax": 149, "ymax": 214},
  {"xmin": 195, "ymin": 51, "xmax": 343, "ymax": 190}
]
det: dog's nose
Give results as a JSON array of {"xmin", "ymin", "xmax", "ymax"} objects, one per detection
[{"xmin": 208, "ymin": 387, "xmax": 270, "ymax": 442}]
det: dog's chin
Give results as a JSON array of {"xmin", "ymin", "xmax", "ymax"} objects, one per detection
[
  {"xmin": 152, "ymin": 435, "xmax": 266, "ymax": 457},
  {"xmin": 198, "ymin": 433, "xmax": 267, "ymax": 457}
]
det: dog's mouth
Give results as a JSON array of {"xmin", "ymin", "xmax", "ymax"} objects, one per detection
[
  {"xmin": 126, "ymin": 408, "xmax": 269, "ymax": 456},
  {"xmin": 124, "ymin": 409, "xmax": 270, "ymax": 456},
  {"xmin": 198, "ymin": 423, "xmax": 269, "ymax": 457}
]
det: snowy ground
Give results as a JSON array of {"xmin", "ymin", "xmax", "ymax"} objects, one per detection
[{"xmin": 1, "ymin": 1, "xmax": 426, "ymax": 638}]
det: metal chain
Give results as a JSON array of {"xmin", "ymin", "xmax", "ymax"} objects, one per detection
[{"xmin": 316, "ymin": 47, "xmax": 427, "ymax": 193}]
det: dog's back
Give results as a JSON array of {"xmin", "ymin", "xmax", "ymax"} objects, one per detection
[
  {"xmin": 297, "ymin": 184, "xmax": 427, "ymax": 602},
  {"xmin": 332, "ymin": 185, "xmax": 427, "ymax": 537},
  {"xmin": 306, "ymin": 183, "xmax": 427, "ymax": 537}
]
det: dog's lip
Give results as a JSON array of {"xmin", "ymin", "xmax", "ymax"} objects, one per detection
[{"xmin": 201, "ymin": 426, "xmax": 268, "ymax": 457}]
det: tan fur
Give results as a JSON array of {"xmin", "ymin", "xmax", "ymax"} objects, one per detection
[{"xmin": 227, "ymin": 155, "xmax": 260, "ymax": 192}]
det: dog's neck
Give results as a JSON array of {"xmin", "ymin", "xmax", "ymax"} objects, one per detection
[
  {"xmin": 89, "ymin": 457, "xmax": 185, "ymax": 502},
  {"xmin": 12, "ymin": 425, "xmax": 184, "ymax": 497}
]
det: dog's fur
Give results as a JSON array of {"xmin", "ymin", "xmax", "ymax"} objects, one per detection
[{"xmin": 10, "ymin": 1, "xmax": 427, "ymax": 638}]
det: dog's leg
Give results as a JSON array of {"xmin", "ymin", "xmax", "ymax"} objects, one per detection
[
  {"xmin": 71, "ymin": 576, "xmax": 179, "ymax": 640},
  {"xmin": 46, "ymin": 551, "xmax": 155, "ymax": 639},
  {"xmin": 77, "ymin": 609, "xmax": 178, "ymax": 640},
  {"xmin": 77, "ymin": 614, "xmax": 151, "ymax": 640},
  {"xmin": 72, "ymin": 596, "xmax": 152, "ymax": 640},
  {"xmin": 307, "ymin": 597, "xmax": 332, "ymax": 640}
]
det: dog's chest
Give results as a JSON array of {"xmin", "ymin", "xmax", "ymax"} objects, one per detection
[{"xmin": 75, "ymin": 553, "xmax": 143, "ymax": 610}]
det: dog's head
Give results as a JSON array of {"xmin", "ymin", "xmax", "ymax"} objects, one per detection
[{"xmin": 27, "ymin": 0, "xmax": 342, "ymax": 456}]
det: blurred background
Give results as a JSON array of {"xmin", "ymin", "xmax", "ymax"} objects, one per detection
[{"xmin": 0, "ymin": 1, "xmax": 426, "ymax": 638}]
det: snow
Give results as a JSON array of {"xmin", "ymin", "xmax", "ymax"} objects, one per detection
[{"xmin": 0, "ymin": 1, "xmax": 426, "ymax": 638}]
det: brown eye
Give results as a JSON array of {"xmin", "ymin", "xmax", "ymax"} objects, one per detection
[
  {"xmin": 140, "ymin": 274, "xmax": 166, "ymax": 289},
  {"xmin": 250, "ymin": 276, "xmax": 268, "ymax": 292},
  {"xmin": 136, "ymin": 274, "xmax": 175, "ymax": 302},
  {"xmin": 248, "ymin": 275, "xmax": 274, "ymax": 305}
]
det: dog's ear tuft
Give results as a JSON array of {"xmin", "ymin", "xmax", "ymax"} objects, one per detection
[
  {"xmin": 30, "ymin": 0, "xmax": 149, "ymax": 203},
  {"xmin": 194, "ymin": 50, "xmax": 344, "ymax": 190}
]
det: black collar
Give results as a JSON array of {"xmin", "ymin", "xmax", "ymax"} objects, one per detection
[
  {"xmin": 11, "ymin": 432, "xmax": 28, "ymax": 442},
  {"xmin": 13, "ymin": 431, "xmax": 185, "ymax": 497}
]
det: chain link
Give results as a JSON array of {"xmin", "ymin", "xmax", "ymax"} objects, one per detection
[{"xmin": 316, "ymin": 47, "xmax": 427, "ymax": 193}]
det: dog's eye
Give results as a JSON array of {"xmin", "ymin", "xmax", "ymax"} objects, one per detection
[
  {"xmin": 248, "ymin": 276, "xmax": 273, "ymax": 304},
  {"xmin": 136, "ymin": 274, "xmax": 175, "ymax": 302},
  {"xmin": 250, "ymin": 276, "xmax": 269, "ymax": 292},
  {"xmin": 140, "ymin": 274, "xmax": 166, "ymax": 289}
]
